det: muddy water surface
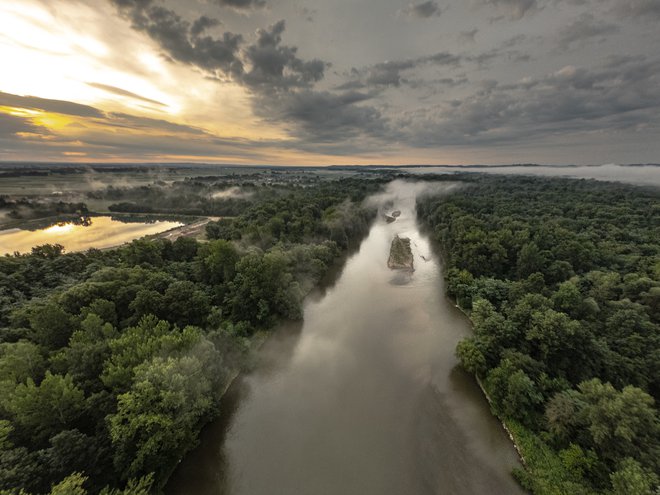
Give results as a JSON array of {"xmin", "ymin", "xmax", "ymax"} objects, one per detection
[{"xmin": 166, "ymin": 181, "xmax": 524, "ymax": 495}]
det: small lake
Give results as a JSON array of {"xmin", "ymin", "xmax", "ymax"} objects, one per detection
[{"xmin": 0, "ymin": 216, "xmax": 184, "ymax": 255}]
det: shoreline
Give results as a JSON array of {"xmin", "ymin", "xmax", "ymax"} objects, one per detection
[{"xmin": 452, "ymin": 301, "xmax": 528, "ymax": 469}]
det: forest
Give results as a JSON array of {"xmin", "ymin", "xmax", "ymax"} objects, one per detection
[
  {"xmin": 0, "ymin": 177, "xmax": 384, "ymax": 494},
  {"xmin": 418, "ymin": 175, "xmax": 660, "ymax": 495}
]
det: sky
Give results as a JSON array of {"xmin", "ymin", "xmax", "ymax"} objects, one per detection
[{"xmin": 0, "ymin": 0, "xmax": 659, "ymax": 165}]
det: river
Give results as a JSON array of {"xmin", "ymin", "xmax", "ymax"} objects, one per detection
[{"xmin": 166, "ymin": 181, "xmax": 525, "ymax": 495}]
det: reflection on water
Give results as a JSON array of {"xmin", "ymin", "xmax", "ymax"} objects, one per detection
[
  {"xmin": 0, "ymin": 216, "xmax": 183, "ymax": 254},
  {"xmin": 166, "ymin": 181, "xmax": 524, "ymax": 495}
]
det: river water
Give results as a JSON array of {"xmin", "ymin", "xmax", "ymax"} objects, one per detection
[{"xmin": 166, "ymin": 181, "xmax": 524, "ymax": 495}]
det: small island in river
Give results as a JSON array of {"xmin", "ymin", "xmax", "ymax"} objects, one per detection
[{"xmin": 387, "ymin": 234, "xmax": 414, "ymax": 270}]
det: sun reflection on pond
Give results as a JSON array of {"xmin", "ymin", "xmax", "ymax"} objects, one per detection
[
  {"xmin": 0, "ymin": 216, "xmax": 184, "ymax": 255},
  {"xmin": 43, "ymin": 223, "xmax": 76, "ymax": 234}
]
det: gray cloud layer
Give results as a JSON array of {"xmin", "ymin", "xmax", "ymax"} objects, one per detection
[
  {"xmin": 401, "ymin": 1, "xmax": 442, "ymax": 18},
  {"xmin": 15, "ymin": 0, "xmax": 655, "ymax": 163}
]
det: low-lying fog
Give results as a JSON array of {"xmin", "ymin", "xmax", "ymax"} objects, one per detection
[{"xmin": 402, "ymin": 164, "xmax": 660, "ymax": 187}]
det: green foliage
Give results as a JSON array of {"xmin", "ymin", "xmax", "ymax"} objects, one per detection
[
  {"xmin": 0, "ymin": 341, "xmax": 45, "ymax": 384},
  {"xmin": 228, "ymin": 251, "xmax": 303, "ymax": 326},
  {"xmin": 609, "ymin": 458, "xmax": 658, "ymax": 495},
  {"xmin": 418, "ymin": 175, "xmax": 660, "ymax": 493},
  {"xmin": 509, "ymin": 421, "xmax": 597, "ymax": 495},
  {"xmin": 486, "ymin": 360, "xmax": 543, "ymax": 426},
  {"xmin": 0, "ymin": 177, "xmax": 380, "ymax": 492},
  {"xmin": 3, "ymin": 372, "xmax": 85, "ymax": 445},
  {"xmin": 108, "ymin": 347, "xmax": 218, "ymax": 481},
  {"xmin": 49, "ymin": 472, "xmax": 87, "ymax": 495}
]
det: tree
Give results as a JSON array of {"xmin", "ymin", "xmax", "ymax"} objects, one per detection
[
  {"xmin": 609, "ymin": 458, "xmax": 658, "ymax": 495},
  {"xmin": 52, "ymin": 313, "xmax": 117, "ymax": 392},
  {"xmin": 28, "ymin": 302, "xmax": 73, "ymax": 350},
  {"xmin": 197, "ymin": 240, "xmax": 239, "ymax": 287},
  {"xmin": 228, "ymin": 251, "xmax": 302, "ymax": 325},
  {"xmin": 31, "ymin": 244, "xmax": 64, "ymax": 259},
  {"xmin": 162, "ymin": 281, "xmax": 210, "ymax": 327},
  {"xmin": 517, "ymin": 242, "xmax": 545, "ymax": 279},
  {"xmin": 486, "ymin": 360, "xmax": 543, "ymax": 425},
  {"xmin": 0, "ymin": 341, "xmax": 45, "ymax": 384},
  {"xmin": 456, "ymin": 338, "xmax": 488, "ymax": 376},
  {"xmin": 48, "ymin": 472, "xmax": 87, "ymax": 495},
  {"xmin": 5, "ymin": 372, "xmax": 85, "ymax": 445},
  {"xmin": 108, "ymin": 346, "xmax": 217, "ymax": 482},
  {"xmin": 552, "ymin": 281, "xmax": 583, "ymax": 318},
  {"xmin": 578, "ymin": 379, "xmax": 659, "ymax": 468}
]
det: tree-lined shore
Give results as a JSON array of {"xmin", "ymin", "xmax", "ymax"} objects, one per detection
[{"xmin": 418, "ymin": 175, "xmax": 659, "ymax": 495}]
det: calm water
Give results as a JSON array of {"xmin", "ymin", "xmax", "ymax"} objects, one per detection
[
  {"xmin": 0, "ymin": 216, "xmax": 183, "ymax": 254},
  {"xmin": 166, "ymin": 181, "xmax": 524, "ymax": 495}
]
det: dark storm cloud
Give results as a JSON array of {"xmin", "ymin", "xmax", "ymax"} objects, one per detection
[
  {"xmin": 86, "ymin": 83, "xmax": 167, "ymax": 107},
  {"xmin": 0, "ymin": 92, "xmax": 104, "ymax": 118},
  {"xmin": 557, "ymin": 14, "xmax": 619, "ymax": 50},
  {"xmin": 397, "ymin": 55, "xmax": 660, "ymax": 146},
  {"xmin": 401, "ymin": 1, "xmax": 442, "ymax": 18}
]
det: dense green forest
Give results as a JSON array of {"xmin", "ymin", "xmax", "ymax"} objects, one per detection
[
  {"xmin": 0, "ymin": 178, "xmax": 383, "ymax": 494},
  {"xmin": 418, "ymin": 176, "xmax": 660, "ymax": 495}
]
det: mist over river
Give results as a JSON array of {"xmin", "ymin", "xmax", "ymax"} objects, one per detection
[{"xmin": 166, "ymin": 181, "xmax": 524, "ymax": 495}]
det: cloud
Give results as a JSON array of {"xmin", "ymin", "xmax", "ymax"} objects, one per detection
[
  {"xmin": 190, "ymin": 16, "xmax": 221, "ymax": 37},
  {"xmin": 458, "ymin": 29, "xmax": 479, "ymax": 43},
  {"xmin": 214, "ymin": 0, "xmax": 266, "ymax": 10},
  {"xmin": 0, "ymin": 90, "xmax": 214, "ymax": 139},
  {"xmin": 239, "ymin": 20, "xmax": 327, "ymax": 92},
  {"xmin": 0, "ymin": 113, "xmax": 46, "ymax": 138},
  {"xmin": 481, "ymin": 0, "xmax": 537, "ymax": 20},
  {"xmin": 109, "ymin": 0, "xmax": 243, "ymax": 75},
  {"xmin": 102, "ymin": 113, "xmax": 210, "ymax": 135},
  {"xmin": 86, "ymin": 83, "xmax": 167, "ymax": 107},
  {"xmin": 345, "ymin": 52, "xmax": 462, "ymax": 89},
  {"xmin": 253, "ymin": 90, "xmax": 387, "ymax": 143},
  {"xmin": 0, "ymin": 92, "xmax": 104, "ymax": 118},
  {"xmin": 557, "ymin": 14, "xmax": 619, "ymax": 50},
  {"xmin": 395, "ymin": 55, "xmax": 660, "ymax": 147},
  {"xmin": 401, "ymin": 1, "xmax": 442, "ymax": 18},
  {"xmin": 612, "ymin": 0, "xmax": 660, "ymax": 20}
]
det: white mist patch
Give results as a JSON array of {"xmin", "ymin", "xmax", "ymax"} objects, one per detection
[
  {"xmin": 365, "ymin": 180, "xmax": 462, "ymax": 212},
  {"xmin": 211, "ymin": 186, "xmax": 254, "ymax": 200},
  {"xmin": 402, "ymin": 164, "xmax": 660, "ymax": 187}
]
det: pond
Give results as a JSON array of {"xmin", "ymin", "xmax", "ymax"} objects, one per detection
[{"xmin": 0, "ymin": 216, "xmax": 184, "ymax": 255}]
